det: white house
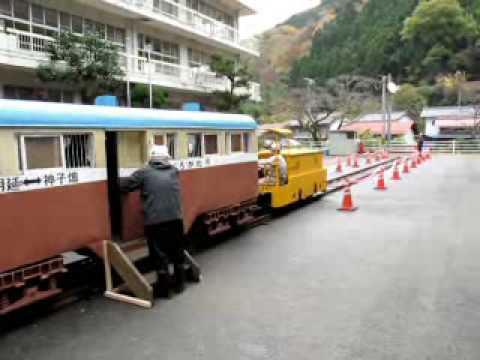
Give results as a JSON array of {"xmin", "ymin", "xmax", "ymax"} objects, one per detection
[
  {"xmin": 422, "ymin": 106, "xmax": 478, "ymax": 139},
  {"xmin": 0, "ymin": 0, "xmax": 260, "ymax": 106}
]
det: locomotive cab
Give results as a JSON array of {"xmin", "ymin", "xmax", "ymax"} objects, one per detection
[{"xmin": 258, "ymin": 129, "xmax": 328, "ymax": 208}]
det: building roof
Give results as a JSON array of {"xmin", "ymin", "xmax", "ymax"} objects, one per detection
[
  {"xmin": 342, "ymin": 121, "xmax": 413, "ymax": 136},
  {"xmin": 219, "ymin": 0, "xmax": 256, "ymax": 16},
  {"xmin": 421, "ymin": 106, "xmax": 476, "ymax": 119},
  {"xmin": 316, "ymin": 112, "xmax": 344, "ymax": 125},
  {"xmin": 0, "ymin": 99, "xmax": 257, "ymax": 130},
  {"xmin": 355, "ymin": 112, "xmax": 408, "ymax": 122}
]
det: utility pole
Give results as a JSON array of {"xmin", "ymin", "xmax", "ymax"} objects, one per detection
[
  {"xmin": 381, "ymin": 74, "xmax": 393, "ymax": 144},
  {"xmin": 145, "ymin": 43, "xmax": 153, "ymax": 109},
  {"xmin": 382, "ymin": 75, "xmax": 387, "ymax": 140},
  {"xmin": 386, "ymin": 73, "xmax": 392, "ymax": 144}
]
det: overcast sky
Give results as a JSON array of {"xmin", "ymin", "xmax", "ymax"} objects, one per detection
[{"xmin": 239, "ymin": 0, "xmax": 321, "ymax": 39}]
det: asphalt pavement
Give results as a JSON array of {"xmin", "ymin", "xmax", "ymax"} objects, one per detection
[{"xmin": 1, "ymin": 155, "xmax": 480, "ymax": 360}]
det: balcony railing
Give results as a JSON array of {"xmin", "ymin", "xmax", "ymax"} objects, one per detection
[
  {"xmin": 13, "ymin": 29, "xmax": 53, "ymax": 53},
  {"xmin": 0, "ymin": 29, "xmax": 263, "ymax": 100},
  {"xmin": 118, "ymin": 52, "xmax": 230, "ymax": 92},
  {"xmin": 106, "ymin": 0, "xmax": 240, "ymax": 44}
]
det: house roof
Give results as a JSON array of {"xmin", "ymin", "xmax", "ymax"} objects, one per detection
[
  {"xmin": 342, "ymin": 121, "xmax": 413, "ymax": 136},
  {"xmin": 421, "ymin": 106, "xmax": 476, "ymax": 119},
  {"xmin": 355, "ymin": 112, "xmax": 408, "ymax": 122}
]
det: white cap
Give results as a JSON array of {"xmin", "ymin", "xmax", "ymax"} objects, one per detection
[{"xmin": 150, "ymin": 145, "xmax": 171, "ymax": 161}]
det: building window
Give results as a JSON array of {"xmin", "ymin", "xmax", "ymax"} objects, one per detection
[
  {"xmin": 204, "ymin": 134, "xmax": 218, "ymax": 155},
  {"xmin": 154, "ymin": 0, "xmax": 179, "ymax": 17},
  {"xmin": 20, "ymin": 134, "xmax": 93, "ymax": 170},
  {"xmin": 186, "ymin": 0, "xmax": 235, "ymax": 28},
  {"xmin": 45, "ymin": 8, "xmax": 58, "ymax": 28},
  {"xmin": 188, "ymin": 48, "xmax": 211, "ymax": 68},
  {"xmin": 32, "ymin": 4, "xmax": 44, "ymax": 25},
  {"xmin": 138, "ymin": 34, "xmax": 180, "ymax": 65},
  {"xmin": 0, "ymin": 0, "xmax": 11, "ymax": 17},
  {"xmin": 72, "ymin": 15, "xmax": 83, "ymax": 33},
  {"xmin": 60, "ymin": 12, "xmax": 72, "ymax": 31},
  {"xmin": 13, "ymin": 0, "xmax": 28, "ymax": 20},
  {"xmin": 3, "ymin": 85, "xmax": 74, "ymax": 103},
  {"xmin": 188, "ymin": 134, "xmax": 202, "ymax": 158}
]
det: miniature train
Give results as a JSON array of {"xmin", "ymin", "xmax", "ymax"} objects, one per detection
[{"xmin": 0, "ymin": 99, "xmax": 327, "ymax": 315}]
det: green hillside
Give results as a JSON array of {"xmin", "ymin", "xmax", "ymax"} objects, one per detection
[{"xmin": 290, "ymin": 0, "xmax": 480, "ymax": 85}]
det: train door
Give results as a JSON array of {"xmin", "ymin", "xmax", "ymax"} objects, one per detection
[
  {"xmin": 105, "ymin": 131, "xmax": 122, "ymax": 241},
  {"xmin": 105, "ymin": 130, "xmax": 148, "ymax": 243}
]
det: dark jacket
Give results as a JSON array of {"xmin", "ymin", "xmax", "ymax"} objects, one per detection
[{"xmin": 120, "ymin": 161, "xmax": 183, "ymax": 226}]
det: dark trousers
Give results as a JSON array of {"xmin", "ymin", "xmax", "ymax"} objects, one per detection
[{"xmin": 145, "ymin": 220, "xmax": 186, "ymax": 289}]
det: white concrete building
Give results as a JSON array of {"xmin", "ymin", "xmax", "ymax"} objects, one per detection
[{"xmin": 0, "ymin": 0, "xmax": 259, "ymax": 106}]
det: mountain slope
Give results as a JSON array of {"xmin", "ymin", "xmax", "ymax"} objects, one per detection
[
  {"xmin": 289, "ymin": 0, "xmax": 418, "ymax": 84},
  {"xmin": 258, "ymin": 1, "xmax": 343, "ymax": 76}
]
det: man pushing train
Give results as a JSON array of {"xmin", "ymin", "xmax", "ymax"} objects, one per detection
[{"xmin": 120, "ymin": 145, "xmax": 200, "ymax": 298}]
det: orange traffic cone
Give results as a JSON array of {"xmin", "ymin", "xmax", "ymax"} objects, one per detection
[
  {"xmin": 411, "ymin": 156, "xmax": 417, "ymax": 169},
  {"xmin": 375, "ymin": 170, "xmax": 388, "ymax": 190},
  {"xmin": 336, "ymin": 157, "xmax": 343, "ymax": 173},
  {"xmin": 338, "ymin": 185, "xmax": 358, "ymax": 212},
  {"xmin": 403, "ymin": 159, "xmax": 410, "ymax": 174},
  {"xmin": 353, "ymin": 156, "xmax": 360, "ymax": 168},
  {"xmin": 392, "ymin": 164, "xmax": 401, "ymax": 180}
]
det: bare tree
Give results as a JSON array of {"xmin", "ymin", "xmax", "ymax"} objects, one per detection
[{"xmin": 289, "ymin": 75, "xmax": 379, "ymax": 140}]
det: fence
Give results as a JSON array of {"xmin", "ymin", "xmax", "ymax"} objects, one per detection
[
  {"xmin": 364, "ymin": 139, "xmax": 480, "ymax": 154},
  {"xmin": 424, "ymin": 140, "xmax": 480, "ymax": 154}
]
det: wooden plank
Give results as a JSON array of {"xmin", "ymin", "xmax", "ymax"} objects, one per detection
[
  {"xmin": 107, "ymin": 242, "xmax": 153, "ymax": 303},
  {"xmin": 104, "ymin": 291, "xmax": 152, "ymax": 309},
  {"xmin": 103, "ymin": 240, "xmax": 113, "ymax": 292}
]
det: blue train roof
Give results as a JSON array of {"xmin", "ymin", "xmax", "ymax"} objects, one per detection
[{"xmin": 0, "ymin": 99, "xmax": 257, "ymax": 130}]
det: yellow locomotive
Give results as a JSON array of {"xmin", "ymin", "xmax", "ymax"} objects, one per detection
[{"xmin": 258, "ymin": 129, "xmax": 328, "ymax": 208}]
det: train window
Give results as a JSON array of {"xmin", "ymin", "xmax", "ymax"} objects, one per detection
[
  {"xmin": 64, "ymin": 134, "xmax": 93, "ymax": 168},
  {"xmin": 154, "ymin": 133, "xmax": 177, "ymax": 159},
  {"xmin": 21, "ymin": 134, "xmax": 93, "ymax": 170},
  {"xmin": 243, "ymin": 132, "xmax": 251, "ymax": 152},
  {"xmin": 231, "ymin": 134, "xmax": 242, "ymax": 152},
  {"xmin": 23, "ymin": 136, "xmax": 62, "ymax": 170},
  {"xmin": 204, "ymin": 134, "xmax": 218, "ymax": 155},
  {"xmin": 188, "ymin": 133, "xmax": 202, "ymax": 158}
]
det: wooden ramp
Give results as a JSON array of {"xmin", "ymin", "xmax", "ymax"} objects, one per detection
[{"xmin": 103, "ymin": 240, "xmax": 154, "ymax": 308}]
